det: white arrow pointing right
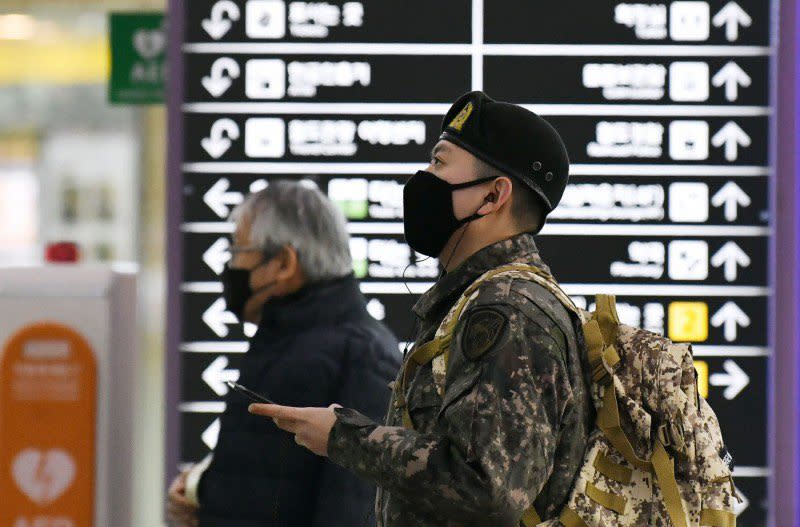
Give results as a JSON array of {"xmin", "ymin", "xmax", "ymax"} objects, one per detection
[
  {"xmin": 202, "ymin": 119, "xmax": 240, "ymax": 159},
  {"xmin": 711, "ymin": 241, "xmax": 751, "ymax": 282},
  {"xmin": 202, "ymin": 57, "xmax": 241, "ymax": 97},
  {"xmin": 711, "ymin": 181, "xmax": 751, "ymax": 221},
  {"xmin": 203, "ymin": 297, "xmax": 239, "ymax": 338},
  {"xmin": 711, "ymin": 121, "xmax": 751, "ymax": 162},
  {"xmin": 711, "ymin": 301, "xmax": 751, "ymax": 342},
  {"xmin": 202, "ymin": 0, "xmax": 241, "ymax": 40},
  {"xmin": 204, "ymin": 178, "xmax": 244, "ymax": 218},
  {"xmin": 202, "ymin": 355, "xmax": 240, "ymax": 396},
  {"xmin": 712, "ymin": 1, "xmax": 752, "ymax": 42},
  {"xmin": 710, "ymin": 359, "xmax": 750, "ymax": 399},
  {"xmin": 203, "ymin": 237, "xmax": 231, "ymax": 275},
  {"xmin": 712, "ymin": 61, "xmax": 752, "ymax": 102}
]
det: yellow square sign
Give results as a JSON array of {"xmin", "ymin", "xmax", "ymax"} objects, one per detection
[
  {"xmin": 668, "ymin": 302, "xmax": 708, "ymax": 342},
  {"xmin": 694, "ymin": 360, "xmax": 709, "ymax": 399}
]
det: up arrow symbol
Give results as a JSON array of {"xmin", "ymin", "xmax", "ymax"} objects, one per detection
[
  {"xmin": 712, "ymin": 61, "xmax": 752, "ymax": 102},
  {"xmin": 711, "ymin": 121, "xmax": 751, "ymax": 162},
  {"xmin": 712, "ymin": 1, "xmax": 752, "ymax": 42},
  {"xmin": 711, "ymin": 181, "xmax": 751, "ymax": 222},
  {"xmin": 711, "ymin": 241, "xmax": 751, "ymax": 282},
  {"xmin": 711, "ymin": 301, "xmax": 750, "ymax": 342}
]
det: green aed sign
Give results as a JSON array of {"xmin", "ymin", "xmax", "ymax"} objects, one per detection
[{"xmin": 109, "ymin": 13, "xmax": 166, "ymax": 104}]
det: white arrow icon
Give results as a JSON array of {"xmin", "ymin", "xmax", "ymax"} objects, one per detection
[
  {"xmin": 734, "ymin": 486, "xmax": 749, "ymax": 516},
  {"xmin": 711, "ymin": 241, "xmax": 751, "ymax": 282},
  {"xmin": 203, "ymin": 237, "xmax": 231, "ymax": 275},
  {"xmin": 203, "ymin": 297, "xmax": 239, "ymax": 337},
  {"xmin": 711, "ymin": 181, "xmax": 751, "ymax": 221},
  {"xmin": 712, "ymin": 2, "xmax": 752, "ymax": 41},
  {"xmin": 202, "ymin": 57, "xmax": 241, "ymax": 97},
  {"xmin": 202, "ymin": 355, "xmax": 240, "ymax": 396},
  {"xmin": 710, "ymin": 359, "xmax": 750, "ymax": 399},
  {"xmin": 202, "ymin": 418, "xmax": 221, "ymax": 450},
  {"xmin": 711, "ymin": 301, "xmax": 750, "ymax": 342},
  {"xmin": 711, "ymin": 121, "xmax": 751, "ymax": 162},
  {"xmin": 204, "ymin": 178, "xmax": 244, "ymax": 218},
  {"xmin": 712, "ymin": 62, "xmax": 752, "ymax": 102},
  {"xmin": 202, "ymin": 118, "xmax": 240, "ymax": 159},
  {"xmin": 202, "ymin": 0, "xmax": 241, "ymax": 40}
]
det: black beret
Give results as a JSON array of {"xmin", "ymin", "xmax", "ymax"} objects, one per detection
[{"xmin": 440, "ymin": 91, "xmax": 570, "ymax": 213}]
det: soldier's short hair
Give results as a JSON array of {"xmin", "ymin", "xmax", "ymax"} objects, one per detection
[
  {"xmin": 230, "ymin": 180, "xmax": 353, "ymax": 282},
  {"xmin": 474, "ymin": 158, "xmax": 545, "ymax": 233}
]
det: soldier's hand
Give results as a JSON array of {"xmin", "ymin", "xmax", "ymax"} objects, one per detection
[
  {"xmin": 248, "ymin": 403, "xmax": 342, "ymax": 456},
  {"xmin": 166, "ymin": 470, "xmax": 198, "ymax": 527}
]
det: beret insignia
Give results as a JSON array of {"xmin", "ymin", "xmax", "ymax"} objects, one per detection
[{"xmin": 448, "ymin": 101, "xmax": 474, "ymax": 132}]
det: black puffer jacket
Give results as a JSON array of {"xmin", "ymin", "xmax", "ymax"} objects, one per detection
[{"xmin": 199, "ymin": 275, "xmax": 400, "ymax": 527}]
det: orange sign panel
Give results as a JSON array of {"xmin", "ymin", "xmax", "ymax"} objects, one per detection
[{"xmin": 0, "ymin": 323, "xmax": 97, "ymax": 527}]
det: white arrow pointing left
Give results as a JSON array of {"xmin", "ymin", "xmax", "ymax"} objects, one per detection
[
  {"xmin": 712, "ymin": 61, "xmax": 752, "ymax": 102},
  {"xmin": 711, "ymin": 241, "xmax": 751, "ymax": 282},
  {"xmin": 203, "ymin": 297, "xmax": 239, "ymax": 338},
  {"xmin": 202, "ymin": 418, "xmax": 221, "ymax": 450},
  {"xmin": 202, "ymin": 355, "xmax": 240, "ymax": 396},
  {"xmin": 203, "ymin": 237, "xmax": 231, "ymax": 275},
  {"xmin": 711, "ymin": 301, "xmax": 751, "ymax": 342},
  {"xmin": 712, "ymin": 1, "xmax": 752, "ymax": 42},
  {"xmin": 711, "ymin": 121, "xmax": 751, "ymax": 162},
  {"xmin": 710, "ymin": 359, "xmax": 750, "ymax": 399},
  {"xmin": 204, "ymin": 178, "xmax": 244, "ymax": 218}
]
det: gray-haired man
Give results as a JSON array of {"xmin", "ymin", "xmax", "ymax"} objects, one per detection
[{"xmin": 167, "ymin": 180, "xmax": 401, "ymax": 527}]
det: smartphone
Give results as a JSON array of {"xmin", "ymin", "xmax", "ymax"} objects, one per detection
[{"xmin": 226, "ymin": 381, "xmax": 277, "ymax": 404}]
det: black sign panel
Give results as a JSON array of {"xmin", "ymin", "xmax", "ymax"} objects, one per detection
[
  {"xmin": 174, "ymin": 1, "xmax": 773, "ymax": 524},
  {"xmin": 484, "ymin": 0, "xmax": 770, "ymax": 45}
]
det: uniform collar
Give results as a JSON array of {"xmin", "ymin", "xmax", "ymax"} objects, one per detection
[{"xmin": 411, "ymin": 232, "xmax": 550, "ymax": 323}]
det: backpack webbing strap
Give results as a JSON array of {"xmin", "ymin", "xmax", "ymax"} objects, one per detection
[
  {"xmin": 699, "ymin": 508, "xmax": 736, "ymax": 527},
  {"xmin": 520, "ymin": 507, "xmax": 542, "ymax": 527},
  {"xmin": 559, "ymin": 508, "xmax": 589, "ymax": 527},
  {"xmin": 590, "ymin": 296, "xmax": 690, "ymax": 527}
]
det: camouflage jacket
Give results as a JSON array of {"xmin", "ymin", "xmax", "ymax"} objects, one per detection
[{"xmin": 328, "ymin": 233, "xmax": 593, "ymax": 526}]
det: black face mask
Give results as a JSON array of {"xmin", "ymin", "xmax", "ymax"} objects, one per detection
[
  {"xmin": 403, "ymin": 170, "xmax": 496, "ymax": 258},
  {"xmin": 221, "ymin": 262, "xmax": 277, "ymax": 321}
]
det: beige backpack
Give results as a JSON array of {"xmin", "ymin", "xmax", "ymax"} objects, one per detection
[{"xmin": 397, "ymin": 264, "xmax": 738, "ymax": 527}]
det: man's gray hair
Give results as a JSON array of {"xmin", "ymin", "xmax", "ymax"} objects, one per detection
[{"xmin": 230, "ymin": 180, "xmax": 353, "ymax": 282}]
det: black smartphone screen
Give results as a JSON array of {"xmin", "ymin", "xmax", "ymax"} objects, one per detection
[{"xmin": 226, "ymin": 381, "xmax": 277, "ymax": 404}]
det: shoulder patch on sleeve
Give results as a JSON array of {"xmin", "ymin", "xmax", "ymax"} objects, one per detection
[{"xmin": 461, "ymin": 307, "xmax": 509, "ymax": 361}]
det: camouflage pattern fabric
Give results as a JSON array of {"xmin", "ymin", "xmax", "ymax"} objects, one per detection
[{"xmin": 327, "ymin": 233, "xmax": 593, "ymax": 526}]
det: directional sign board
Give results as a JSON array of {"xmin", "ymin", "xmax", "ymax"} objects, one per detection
[{"xmin": 171, "ymin": 1, "xmax": 773, "ymax": 523}]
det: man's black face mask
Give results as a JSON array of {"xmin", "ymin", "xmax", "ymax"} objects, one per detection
[{"xmin": 402, "ymin": 170, "xmax": 496, "ymax": 258}]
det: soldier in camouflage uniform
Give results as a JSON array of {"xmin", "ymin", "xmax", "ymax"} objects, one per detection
[{"xmin": 250, "ymin": 91, "xmax": 593, "ymax": 526}]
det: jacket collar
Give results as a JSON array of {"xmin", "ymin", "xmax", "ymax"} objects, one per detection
[
  {"xmin": 255, "ymin": 274, "xmax": 366, "ymax": 335},
  {"xmin": 411, "ymin": 232, "xmax": 550, "ymax": 323}
]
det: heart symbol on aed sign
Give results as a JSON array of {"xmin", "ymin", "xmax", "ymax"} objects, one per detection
[
  {"xmin": 12, "ymin": 449, "xmax": 76, "ymax": 505},
  {"xmin": 133, "ymin": 28, "xmax": 166, "ymax": 59}
]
